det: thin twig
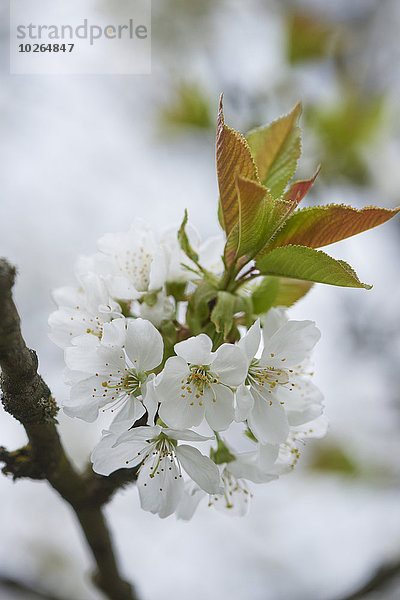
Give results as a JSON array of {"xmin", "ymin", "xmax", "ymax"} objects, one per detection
[{"xmin": 0, "ymin": 258, "xmax": 139, "ymax": 600}]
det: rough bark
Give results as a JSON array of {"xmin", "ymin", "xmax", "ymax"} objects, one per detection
[{"xmin": 0, "ymin": 258, "xmax": 139, "ymax": 600}]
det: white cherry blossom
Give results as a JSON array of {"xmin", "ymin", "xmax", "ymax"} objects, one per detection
[
  {"xmin": 48, "ymin": 272, "xmax": 122, "ymax": 349},
  {"xmin": 63, "ymin": 318, "xmax": 163, "ymax": 426},
  {"xmin": 177, "ymin": 441, "xmax": 280, "ymax": 518},
  {"xmin": 95, "ymin": 219, "xmax": 168, "ymax": 301},
  {"xmin": 208, "ymin": 468, "xmax": 253, "ymax": 516},
  {"xmin": 157, "ymin": 334, "xmax": 248, "ymax": 431},
  {"xmin": 237, "ymin": 309, "xmax": 322, "ymax": 445},
  {"xmin": 91, "ymin": 425, "xmax": 221, "ymax": 518},
  {"xmin": 276, "ymin": 414, "xmax": 329, "ymax": 473}
]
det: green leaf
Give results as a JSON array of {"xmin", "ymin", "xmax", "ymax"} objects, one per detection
[
  {"xmin": 216, "ymin": 96, "xmax": 258, "ymax": 235},
  {"xmin": 224, "ymin": 175, "xmax": 292, "ymax": 266},
  {"xmin": 178, "ymin": 209, "xmax": 200, "ymax": 265},
  {"xmin": 210, "ymin": 291, "xmax": 236, "ymax": 338},
  {"xmin": 273, "ymin": 277, "xmax": 314, "ymax": 307},
  {"xmin": 267, "ymin": 203, "xmax": 400, "ymax": 250},
  {"xmin": 256, "ymin": 245, "xmax": 371, "ymax": 289},
  {"xmin": 246, "ymin": 104, "xmax": 302, "ymax": 198},
  {"xmin": 252, "ymin": 276, "xmax": 314, "ymax": 314},
  {"xmin": 187, "ymin": 282, "xmax": 218, "ymax": 334},
  {"xmin": 233, "ymin": 293, "xmax": 253, "ymax": 328},
  {"xmin": 252, "ymin": 277, "xmax": 280, "ymax": 314}
]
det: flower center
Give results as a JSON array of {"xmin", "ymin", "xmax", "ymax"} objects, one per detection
[
  {"xmin": 187, "ymin": 365, "xmax": 215, "ymax": 393},
  {"xmin": 102, "ymin": 368, "xmax": 147, "ymax": 398},
  {"xmin": 120, "ymin": 368, "xmax": 147, "ymax": 395},
  {"xmin": 247, "ymin": 358, "xmax": 289, "ymax": 392}
]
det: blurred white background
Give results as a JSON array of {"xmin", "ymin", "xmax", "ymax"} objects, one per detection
[{"xmin": 1, "ymin": 1, "xmax": 400, "ymax": 599}]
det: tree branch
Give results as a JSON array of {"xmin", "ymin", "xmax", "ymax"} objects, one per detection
[
  {"xmin": 0, "ymin": 258, "xmax": 139, "ymax": 600},
  {"xmin": 336, "ymin": 559, "xmax": 400, "ymax": 600},
  {"xmin": 0, "ymin": 572, "xmax": 67, "ymax": 600}
]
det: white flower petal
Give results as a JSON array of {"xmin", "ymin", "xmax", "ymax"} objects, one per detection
[
  {"xmin": 115, "ymin": 425, "xmax": 161, "ymax": 444},
  {"xmin": 291, "ymin": 415, "xmax": 329, "ymax": 439},
  {"xmin": 158, "ymin": 387, "xmax": 205, "ymax": 430},
  {"xmin": 277, "ymin": 379, "xmax": 323, "ymax": 426},
  {"xmin": 142, "ymin": 375, "xmax": 160, "ymax": 426},
  {"xmin": 71, "ymin": 334, "xmax": 100, "ymax": 348},
  {"xmin": 149, "ymin": 246, "xmax": 168, "ymax": 290},
  {"xmin": 75, "ymin": 253, "xmax": 111, "ymax": 281},
  {"xmin": 176, "ymin": 482, "xmax": 205, "ymax": 520},
  {"xmin": 52, "ymin": 286, "xmax": 82, "ymax": 308},
  {"xmin": 210, "ymin": 471, "xmax": 252, "ymax": 516},
  {"xmin": 247, "ymin": 391, "xmax": 289, "ymax": 444},
  {"xmin": 101, "ymin": 319, "xmax": 127, "ymax": 347},
  {"xmin": 110, "ymin": 397, "xmax": 147, "ymax": 433},
  {"xmin": 211, "ymin": 344, "xmax": 248, "ymax": 386},
  {"xmin": 262, "ymin": 320, "xmax": 321, "ymax": 367},
  {"xmin": 235, "ymin": 385, "xmax": 254, "ymax": 422},
  {"xmin": 137, "ymin": 451, "xmax": 184, "ymax": 518},
  {"xmin": 157, "ymin": 357, "xmax": 206, "ymax": 429},
  {"xmin": 63, "ymin": 379, "xmax": 104, "ymax": 422},
  {"xmin": 205, "ymin": 384, "xmax": 235, "ymax": 431},
  {"xmin": 198, "ymin": 236, "xmax": 224, "ymax": 274},
  {"xmin": 125, "ymin": 318, "xmax": 163, "ymax": 371},
  {"xmin": 262, "ymin": 307, "xmax": 288, "ymax": 338},
  {"xmin": 238, "ymin": 319, "xmax": 261, "ymax": 363},
  {"xmin": 176, "ymin": 445, "xmax": 220, "ymax": 494},
  {"xmin": 106, "ymin": 275, "xmax": 141, "ymax": 301},
  {"xmin": 91, "ymin": 430, "xmax": 146, "ymax": 475},
  {"xmin": 174, "ymin": 334, "xmax": 213, "ymax": 365},
  {"xmin": 258, "ymin": 443, "xmax": 280, "ymax": 469},
  {"xmin": 65, "ymin": 345, "xmax": 125, "ymax": 376},
  {"xmin": 164, "ymin": 428, "xmax": 213, "ymax": 442},
  {"xmin": 228, "ymin": 451, "xmax": 278, "ymax": 484},
  {"xmin": 48, "ymin": 307, "xmax": 101, "ymax": 349},
  {"xmin": 156, "ymin": 356, "xmax": 189, "ymax": 389},
  {"xmin": 65, "ymin": 374, "xmax": 121, "ymax": 421},
  {"xmin": 80, "ymin": 272, "xmax": 109, "ymax": 315}
]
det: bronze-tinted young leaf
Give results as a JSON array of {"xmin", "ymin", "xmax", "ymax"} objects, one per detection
[
  {"xmin": 268, "ymin": 204, "xmax": 400, "ymax": 250},
  {"xmin": 224, "ymin": 176, "xmax": 292, "ymax": 266},
  {"xmin": 246, "ymin": 104, "xmax": 301, "ymax": 198},
  {"xmin": 216, "ymin": 96, "xmax": 258, "ymax": 235},
  {"xmin": 256, "ymin": 245, "xmax": 371, "ymax": 289},
  {"xmin": 224, "ymin": 177, "xmax": 270, "ymax": 265},
  {"xmin": 255, "ymin": 168, "xmax": 320, "ymax": 259},
  {"xmin": 282, "ymin": 167, "xmax": 320, "ymax": 214}
]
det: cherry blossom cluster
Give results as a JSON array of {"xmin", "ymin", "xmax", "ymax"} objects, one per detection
[{"xmin": 49, "ymin": 220, "xmax": 326, "ymax": 519}]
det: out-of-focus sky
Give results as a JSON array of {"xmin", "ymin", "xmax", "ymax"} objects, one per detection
[{"xmin": 1, "ymin": 1, "xmax": 400, "ymax": 599}]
